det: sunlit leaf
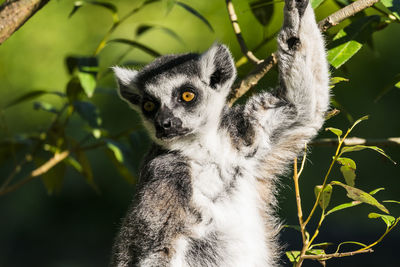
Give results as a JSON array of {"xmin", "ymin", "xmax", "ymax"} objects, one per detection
[
  {"xmin": 306, "ymin": 249, "xmax": 325, "ymax": 256},
  {"xmin": 330, "ymin": 76, "xmax": 349, "ymax": 88},
  {"xmin": 325, "ymin": 127, "xmax": 342, "ymax": 138},
  {"xmin": 327, "ymin": 16, "xmax": 380, "ymax": 69},
  {"xmin": 326, "ymin": 201, "xmax": 362, "ymax": 216},
  {"xmin": 175, "ymin": 1, "xmax": 214, "ymax": 32},
  {"xmin": 341, "ymin": 145, "xmax": 396, "ymax": 164},
  {"xmin": 314, "ymin": 184, "xmax": 333, "ymax": 210},
  {"xmin": 370, "ymin": 188, "xmax": 385, "ymax": 195},
  {"xmin": 105, "ymin": 140, "xmax": 136, "ymax": 184},
  {"xmin": 249, "ymin": 0, "xmax": 274, "ymax": 26},
  {"xmin": 73, "ymin": 101, "xmax": 102, "ymax": 128},
  {"xmin": 108, "ymin": 39, "xmax": 161, "ymax": 57},
  {"xmin": 381, "ymin": 0, "xmax": 400, "ymax": 20},
  {"xmin": 66, "ymin": 56, "xmax": 99, "ymax": 97},
  {"xmin": 336, "ymin": 157, "xmax": 356, "ymax": 186},
  {"xmin": 368, "ymin": 213, "xmax": 396, "ymax": 228},
  {"xmin": 348, "ymin": 115, "xmax": 369, "ymax": 132},
  {"xmin": 286, "ymin": 251, "xmax": 301, "ymax": 263},
  {"xmin": 383, "ymin": 200, "xmax": 400, "ymax": 205},
  {"xmin": 331, "ymin": 181, "xmax": 389, "ymax": 214}
]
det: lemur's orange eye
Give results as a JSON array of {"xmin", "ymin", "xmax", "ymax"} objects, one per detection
[
  {"xmin": 143, "ymin": 101, "xmax": 155, "ymax": 112},
  {"xmin": 181, "ymin": 91, "xmax": 195, "ymax": 102}
]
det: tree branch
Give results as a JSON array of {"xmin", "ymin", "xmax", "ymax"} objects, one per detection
[
  {"xmin": 229, "ymin": 0, "xmax": 380, "ymax": 104},
  {"xmin": 0, "ymin": 150, "xmax": 69, "ymax": 196},
  {"xmin": 310, "ymin": 137, "xmax": 400, "ymax": 147},
  {"xmin": 0, "ymin": 0, "xmax": 50, "ymax": 45},
  {"xmin": 225, "ymin": 0, "xmax": 263, "ymax": 65},
  {"xmin": 302, "ymin": 248, "xmax": 374, "ymax": 260},
  {"xmin": 318, "ymin": 0, "xmax": 380, "ymax": 31}
]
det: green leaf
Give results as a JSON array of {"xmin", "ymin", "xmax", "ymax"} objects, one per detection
[
  {"xmin": 348, "ymin": 115, "xmax": 369, "ymax": 132},
  {"xmin": 326, "ymin": 201, "xmax": 362, "ymax": 216},
  {"xmin": 337, "ymin": 157, "xmax": 356, "ymax": 186},
  {"xmin": 66, "ymin": 77, "xmax": 84, "ymax": 102},
  {"xmin": 78, "ymin": 72, "xmax": 96, "ymax": 98},
  {"xmin": 249, "ymin": 0, "xmax": 274, "ymax": 26},
  {"xmin": 311, "ymin": 0, "xmax": 326, "ymax": 9},
  {"xmin": 325, "ymin": 127, "xmax": 342, "ymax": 138},
  {"xmin": 69, "ymin": 1, "xmax": 119, "ymax": 23},
  {"xmin": 66, "ymin": 56, "xmax": 99, "ymax": 97},
  {"xmin": 286, "ymin": 251, "xmax": 301, "ymax": 263},
  {"xmin": 330, "ymin": 76, "xmax": 349, "ymax": 88},
  {"xmin": 383, "ymin": 200, "xmax": 400, "ymax": 205},
  {"xmin": 336, "ymin": 157, "xmax": 356, "ymax": 169},
  {"xmin": 341, "ymin": 145, "xmax": 396, "ymax": 164},
  {"xmin": 306, "ymin": 249, "xmax": 325, "ymax": 256},
  {"xmin": 33, "ymin": 101, "xmax": 59, "ymax": 114},
  {"xmin": 108, "ymin": 39, "xmax": 162, "ymax": 57},
  {"xmin": 175, "ymin": 1, "xmax": 214, "ymax": 32},
  {"xmin": 76, "ymin": 150, "xmax": 99, "ymax": 192},
  {"xmin": 370, "ymin": 188, "xmax": 385, "ymax": 195},
  {"xmin": 327, "ymin": 188, "xmax": 384, "ymax": 216},
  {"xmin": 105, "ymin": 140, "xmax": 136, "ymax": 184},
  {"xmin": 73, "ymin": 101, "xmax": 102, "ymax": 128},
  {"xmin": 36, "ymin": 158, "xmax": 66, "ymax": 195},
  {"xmin": 3, "ymin": 90, "xmax": 64, "ymax": 109},
  {"xmin": 381, "ymin": 0, "xmax": 400, "ymax": 20},
  {"xmin": 164, "ymin": 0, "xmax": 175, "ymax": 14},
  {"xmin": 314, "ymin": 184, "xmax": 333, "ymax": 210},
  {"xmin": 331, "ymin": 181, "xmax": 389, "ymax": 214},
  {"xmin": 327, "ymin": 16, "xmax": 380, "ymax": 69},
  {"xmin": 136, "ymin": 24, "xmax": 184, "ymax": 44},
  {"xmin": 368, "ymin": 213, "xmax": 396, "ymax": 228},
  {"xmin": 340, "ymin": 165, "xmax": 356, "ymax": 186}
]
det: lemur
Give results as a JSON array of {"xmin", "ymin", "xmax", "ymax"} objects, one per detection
[{"xmin": 110, "ymin": 0, "xmax": 329, "ymax": 266}]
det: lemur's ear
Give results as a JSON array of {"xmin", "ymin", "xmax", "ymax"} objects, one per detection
[
  {"xmin": 112, "ymin": 66, "xmax": 141, "ymax": 107},
  {"xmin": 199, "ymin": 43, "xmax": 236, "ymax": 90}
]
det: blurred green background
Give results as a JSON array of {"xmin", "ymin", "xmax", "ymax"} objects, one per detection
[{"xmin": 0, "ymin": 0, "xmax": 399, "ymax": 266}]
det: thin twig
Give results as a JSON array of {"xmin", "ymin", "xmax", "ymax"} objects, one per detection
[
  {"xmin": 0, "ymin": 150, "xmax": 70, "ymax": 196},
  {"xmin": 302, "ymin": 248, "xmax": 374, "ymax": 260},
  {"xmin": 229, "ymin": 0, "xmax": 381, "ymax": 104},
  {"xmin": 310, "ymin": 137, "xmax": 400, "ymax": 147},
  {"xmin": 225, "ymin": 0, "xmax": 263, "ymax": 65},
  {"xmin": 293, "ymin": 157, "xmax": 308, "ymax": 267}
]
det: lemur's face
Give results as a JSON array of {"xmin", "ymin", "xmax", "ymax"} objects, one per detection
[{"xmin": 113, "ymin": 44, "xmax": 236, "ymax": 146}]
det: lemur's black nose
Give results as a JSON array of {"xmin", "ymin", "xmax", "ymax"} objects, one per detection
[{"xmin": 162, "ymin": 119, "xmax": 172, "ymax": 129}]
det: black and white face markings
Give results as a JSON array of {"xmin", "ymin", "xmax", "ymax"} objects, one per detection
[{"xmin": 139, "ymin": 83, "xmax": 203, "ymax": 140}]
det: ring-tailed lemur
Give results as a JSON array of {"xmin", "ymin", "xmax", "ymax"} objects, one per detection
[{"xmin": 111, "ymin": 0, "xmax": 329, "ymax": 266}]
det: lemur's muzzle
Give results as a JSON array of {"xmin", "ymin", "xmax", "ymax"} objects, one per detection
[{"xmin": 155, "ymin": 107, "xmax": 188, "ymax": 139}]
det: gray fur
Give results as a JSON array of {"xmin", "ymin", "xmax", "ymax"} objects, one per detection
[{"xmin": 111, "ymin": 0, "xmax": 329, "ymax": 266}]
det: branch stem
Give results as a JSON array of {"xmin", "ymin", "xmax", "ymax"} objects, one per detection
[{"xmin": 225, "ymin": 0, "xmax": 262, "ymax": 65}]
